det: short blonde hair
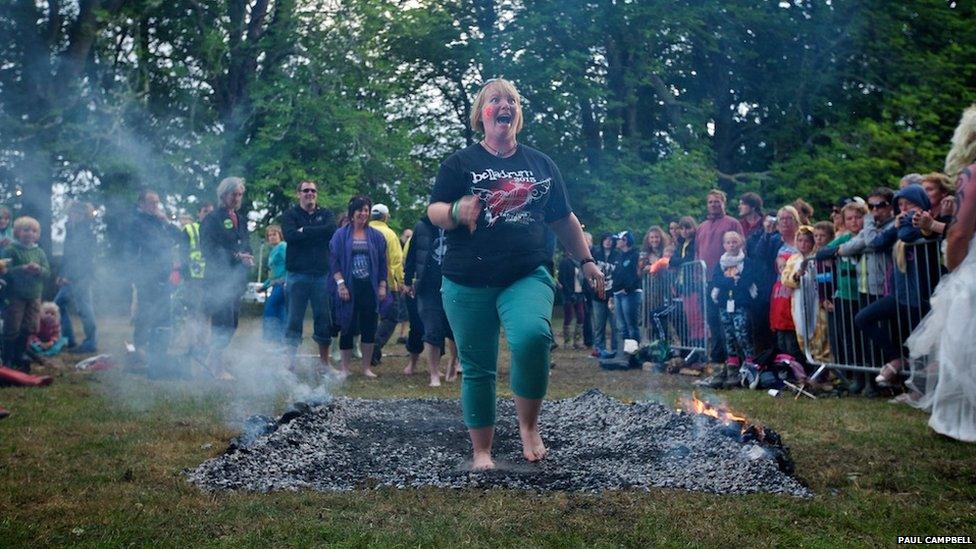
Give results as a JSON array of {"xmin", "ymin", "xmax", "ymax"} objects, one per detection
[
  {"xmin": 13, "ymin": 216, "xmax": 40, "ymax": 234},
  {"xmin": 841, "ymin": 202, "xmax": 868, "ymax": 217},
  {"xmin": 470, "ymin": 78, "xmax": 524, "ymax": 135},
  {"xmin": 722, "ymin": 230, "xmax": 744, "ymax": 244},
  {"xmin": 776, "ymin": 205, "xmax": 800, "ymax": 225},
  {"xmin": 265, "ymin": 224, "xmax": 283, "ymax": 240},
  {"xmin": 707, "ymin": 189, "xmax": 727, "ymax": 203},
  {"xmin": 40, "ymin": 301, "xmax": 60, "ymax": 319}
]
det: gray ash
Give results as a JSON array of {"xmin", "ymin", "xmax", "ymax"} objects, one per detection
[{"xmin": 187, "ymin": 390, "xmax": 811, "ymax": 497}]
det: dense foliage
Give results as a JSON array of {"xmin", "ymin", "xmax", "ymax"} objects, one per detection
[{"xmin": 1, "ymin": 0, "xmax": 974, "ymax": 248}]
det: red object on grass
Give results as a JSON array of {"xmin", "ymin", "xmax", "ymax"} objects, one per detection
[{"xmin": 0, "ymin": 366, "xmax": 53, "ymax": 387}]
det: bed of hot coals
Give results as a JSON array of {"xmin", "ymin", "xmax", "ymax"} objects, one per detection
[{"xmin": 186, "ymin": 390, "xmax": 811, "ymax": 497}]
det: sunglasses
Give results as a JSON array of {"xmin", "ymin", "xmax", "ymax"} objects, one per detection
[
  {"xmin": 300, "ymin": 188, "xmax": 317, "ymax": 194},
  {"xmin": 867, "ymin": 201, "xmax": 889, "ymax": 209}
]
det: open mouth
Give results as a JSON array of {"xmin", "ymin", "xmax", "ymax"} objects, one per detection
[{"xmin": 496, "ymin": 114, "xmax": 512, "ymax": 124}]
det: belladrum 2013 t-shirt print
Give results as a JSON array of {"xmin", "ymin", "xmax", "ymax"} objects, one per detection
[{"xmin": 431, "ymin": 143, "xmax": 572, "ymax": 288}]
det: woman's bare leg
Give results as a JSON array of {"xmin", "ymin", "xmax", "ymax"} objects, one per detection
[
  {"xmin": 445, "ymin": 339, "xmax": 460, "ymax": 381},
  {"xmin": 424, "ymin": 342, "xmax": 442, "ymax": 387},
  {"xmin": 339, "ymin": 348, "xmax": 353, "ymax": 376},
  {"xmin": 469, "ymin": 426, "xmax": 495, "ymax": 470},
  {"xmin": 514, "ymin": 395, "xmax": 546, "ymax": 462},
  {"xmin": 361, "ymin": 342, "xmax": 378, "ymax": 377}
]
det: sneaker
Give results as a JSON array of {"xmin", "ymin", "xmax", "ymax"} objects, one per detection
[
  {"xmin": 598, "ymin": 349, "xmax": 617, "ymax": 359},
  {"xmin": 740, "ymin": 363, "xmax": 760, "ymax": 390},
  {"xmin": 590, "ymin": 349, "xmax": 600, "ymax": 358}
]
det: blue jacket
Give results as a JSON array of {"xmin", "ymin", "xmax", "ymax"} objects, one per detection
[
  {"xmin": 710, "ymin": 257, "xmax": 759, "ymax": 311},
  {"xmin": 329, "ymin": 225, "xmax": 388, "ymax": 332},
  {"xmin": 871, "ymin": 219, "xmax": 942, "ymax": 308}
]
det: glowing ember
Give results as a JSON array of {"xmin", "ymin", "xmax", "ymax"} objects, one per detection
[{"xmin": 677, "ymin": 392, "xmax": 764, "ymax": 439}]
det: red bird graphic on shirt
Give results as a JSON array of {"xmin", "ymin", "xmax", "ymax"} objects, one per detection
[{"xmin": 471, "ymin": 178, "xmax": 551, "ymax": 227}]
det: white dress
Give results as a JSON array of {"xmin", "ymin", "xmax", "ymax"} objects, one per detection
[{"xmin": 906, "ymin": 236, "xmax": 976, "ymax": 442}]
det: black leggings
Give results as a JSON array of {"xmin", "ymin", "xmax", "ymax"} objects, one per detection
[{"xmin": 339, "ymin": 277, "xmax": 378, "ymax": 350}]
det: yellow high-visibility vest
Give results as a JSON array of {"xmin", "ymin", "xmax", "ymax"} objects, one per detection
[{"xmin": 184, "ymin": 222, "xmax": 206, "ymax": 279}]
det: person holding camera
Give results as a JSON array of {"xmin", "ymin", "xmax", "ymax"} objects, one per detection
[{"xmin": 855, "ymin": 184, "xmax": 944, "ymax": 386}]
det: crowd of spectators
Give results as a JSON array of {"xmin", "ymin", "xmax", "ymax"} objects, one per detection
[
  {"xmin": 0, "ymin": 175, "xmax": 961, "ymax": 392},
  {"xmin": 2, "ymin": 104, "xmax": 976, "ymax": 442},
  {"xmin": 555, "ymin": 170, "xmax": 969, "ymax": 400}
]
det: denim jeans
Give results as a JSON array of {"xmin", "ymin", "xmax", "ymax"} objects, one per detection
[
  {"xmin": 613, "ymin": 290, "xmax": 642, "ymax": 346},
  {"xmin": 591, "ymin": 299, "xmax": 617, "ymax": 352},
  {"xmin": 285, "ymin": 273, "xmax": 332, "ymax": 347},
  {"xmin": 262, "ymin": 283, "xmax": 287, "ymax": 343},
  {"xmin": 54, "ymin": 281, "xmax": 98, "ymax": 348}
]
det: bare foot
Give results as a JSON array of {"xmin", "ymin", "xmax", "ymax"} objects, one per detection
[
  {"xmin": 519, "ymin": 424, "xmax": 547, "ymax": 462},
  {"xmin": 445, "ymin": 363, "xmax": 458, "ymax": 382},
  {"xmin": 403, "ymin": 365, "xmax": 415, "ymax": 375},
  {"xmin": 429, "ymin": 374, "xmax": 441, "ymax": 387},
  {"xmin": 471, "ymin": 452, "xmax": 495, "ymax": 471},
  {"xmin": 363, "ymin": 368, "xmax": 378, "ymax": 378}
]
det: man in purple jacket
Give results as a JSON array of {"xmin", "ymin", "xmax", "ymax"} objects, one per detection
[{"xmin": 695, "ymin": 189, "xmax": 744, "ymax": 365}]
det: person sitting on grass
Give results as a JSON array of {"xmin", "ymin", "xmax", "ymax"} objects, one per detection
[
  {"xmin": 1, "ymin": 216, "xmax": 50, "ymax": 372},
  {"xmin": 28, "ymin": 301, "xmax": 69, "ymax": 358}
]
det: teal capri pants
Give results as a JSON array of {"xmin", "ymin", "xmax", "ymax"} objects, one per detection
[{"xmin": 441, "ymin": 266, "xmax": 556, "ymax": 429}]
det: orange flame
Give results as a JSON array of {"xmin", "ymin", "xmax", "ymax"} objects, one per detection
[{"xmin": 677, "ymin": 392, "xmax": 753, "ymax": 433}]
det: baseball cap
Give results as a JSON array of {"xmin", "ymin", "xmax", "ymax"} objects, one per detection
[{"xmin": 370, "ymin": 204, "xmax": 389, "ymax": 219}]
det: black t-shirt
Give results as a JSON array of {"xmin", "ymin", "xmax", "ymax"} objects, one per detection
[{"xmin": 430, "ymin": 143, "xmax": 572, "ymax": 287}]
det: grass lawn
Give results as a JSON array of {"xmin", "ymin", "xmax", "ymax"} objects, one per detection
[{"xmin": 1, "ymin": 312, "xmax": 975, "ymax": 547}]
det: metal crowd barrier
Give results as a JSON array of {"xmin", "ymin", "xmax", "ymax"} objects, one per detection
[
  {"xmin": 641, "ymin": 260, "xmax": 709, "ymax": 362},
  {"xmin": 795, "ymin": 239, "xmax": 945, "ymax": 382}
]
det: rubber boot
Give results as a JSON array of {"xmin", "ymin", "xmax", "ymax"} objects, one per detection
[
  {"xmin": 562, "ymin": 326, "xmax": 572, "ymax": 349},
  {"xmin": 572, "ymin": 324, "xmax": 583, "ymax": 350}
]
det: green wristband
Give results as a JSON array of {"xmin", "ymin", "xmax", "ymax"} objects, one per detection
[{"xmin": 451, "ymin": 200, "xmax": 462, "ymax": 225}]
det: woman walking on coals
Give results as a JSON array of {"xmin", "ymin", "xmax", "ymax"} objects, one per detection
[{"xmin": 428, "ymin": 78, "xmax": 603, "ymax": 470}]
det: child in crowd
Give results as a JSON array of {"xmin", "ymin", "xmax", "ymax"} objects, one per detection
[
  {"xmin": 1, "ymin": 216, "xmax": 50, "ymax": 372},
  {"xmin": 28, "ymin": 301, "xmax": 68, "ymax": 357},
  {"xmin": 261, "ymin": 224, "xmax": 287, "ymax": 344},
  {"xmin": 709, "ymin": 231, "xmax": 759, "ymax": 389},
  {"xmin": 783, "ymin": 226, "xmax": 831, "ymax": 366},
  {"xmin": 812, "ymin": 221, "xmax": 835, "ymax": 249}
]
